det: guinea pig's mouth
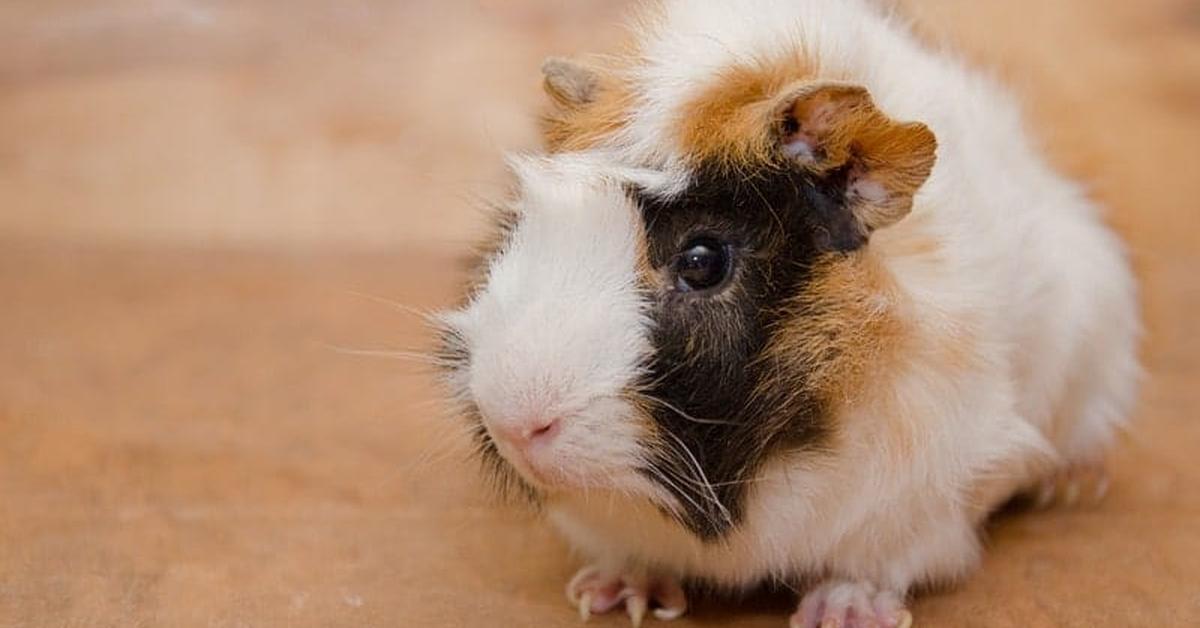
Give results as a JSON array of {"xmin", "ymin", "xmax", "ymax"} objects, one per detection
[
  {"xmin": 468, "ymin": 394, "xmax": 655, "ymax": 497},
  {"xmin": 480, "ymin": 418, "xmax": 591, "ymax": 492},
  {"xmin": 485, "ymin": 429, "xmax": 563, "ymax": 488}
]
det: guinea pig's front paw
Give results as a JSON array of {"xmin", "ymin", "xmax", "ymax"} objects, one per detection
[
  {"xmin": 565, "ymin": 565, "xmax": 686, "ymax": 627},
  {"xmin": 790, "ymin": 580, "xmax": 911, "ymax": 628}
]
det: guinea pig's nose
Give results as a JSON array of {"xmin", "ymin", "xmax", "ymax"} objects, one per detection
[
  {"xmin": 493, "ymin": 413, "xmax": 563, "ymax": 449},
  {"xmin": 524, "ymin": 416, "xmax": 562, "ymax": 445}
]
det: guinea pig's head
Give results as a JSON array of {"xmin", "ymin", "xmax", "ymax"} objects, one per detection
[
  {"xmin": 441, "ymin": 81, "xmax": 936, "ymax": 541},
  {"xmin": 438, "ymin": 155, "xmax": 661, "ymax": 503}
]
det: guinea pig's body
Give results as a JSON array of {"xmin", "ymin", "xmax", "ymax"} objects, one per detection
[{"xmin": 440, "ymin": 1, "xmax": 1140, "ymax": 626}]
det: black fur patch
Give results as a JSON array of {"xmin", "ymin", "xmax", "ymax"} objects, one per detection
[{"xmin": 633, "ymin": 163, "xmax": 863, "ymax": 540}]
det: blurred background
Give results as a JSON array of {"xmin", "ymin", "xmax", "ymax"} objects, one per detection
[
  {"xmin": 1, "ymin": 1, "xmax": 1198, "ymax": 626},
  {"xmin": 0, "ymin": 1, "xmax": 630, "ymax": 248}
]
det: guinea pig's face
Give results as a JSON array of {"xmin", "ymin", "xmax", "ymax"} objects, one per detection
[
  {"xmin": 439, "ymin": 157, "xmax": 658, "ymax": 502},
  {"xmin": 442, "ymin": 81, "xmax": 936, "ymax": 540}
]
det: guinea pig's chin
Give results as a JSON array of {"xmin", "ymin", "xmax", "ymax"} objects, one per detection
[
  {"xmin": 491, "ymin": 442, "xmax": 616, "ymax": 492},
  {"xmin": 490, "ymin": 442, "xmax": 560, "ymax": 488},
  {"xmin": 486, "ymin": 431, "xmax": 641, "ymax": 494}
]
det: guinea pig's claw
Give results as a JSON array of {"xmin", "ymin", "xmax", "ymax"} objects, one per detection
[
  {"xmin": 566, "ymin": 565, "xmax": 686, "ymax": 625},
  {"xmin": 895, "ymin": 609, "xmax": 914, "ymax": 628},
  {"xmin": 653, "ymin": 608, "xmax": 685, "ymax": 621},
  {"xmin": 626, "ymin": 593, "xmax": 647, "ymax": 628},
  {"xmin": 577, "ymin": 592, "xmax": 592, "ymax": 622}
]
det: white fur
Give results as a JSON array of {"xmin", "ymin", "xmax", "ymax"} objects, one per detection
[
  {"xmin": 537, "ymin": 0, "xmax": 1141, "ymax": 602},
  {"xmin": 451, "ymin": 154, "xmax": 678, "ymax": 495}
]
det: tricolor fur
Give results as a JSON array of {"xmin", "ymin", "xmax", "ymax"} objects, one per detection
[{"xmin": 444, "ymin": 0, "xmax": 1140, "ymax": 605}]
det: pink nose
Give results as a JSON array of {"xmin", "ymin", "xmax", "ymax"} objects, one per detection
[{"xmin": 492, "ymin": 414, "xmax": 562, "ymax": 448}]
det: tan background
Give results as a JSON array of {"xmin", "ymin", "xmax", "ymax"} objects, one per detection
[{"xmin": 2, "ymin": 1, "xmax": 1199, "ymax": 626}]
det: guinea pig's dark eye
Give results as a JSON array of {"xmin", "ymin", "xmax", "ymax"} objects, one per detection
[{"xmin": 672, "ymin": 238, "xmax": 732, "ymax": 293}]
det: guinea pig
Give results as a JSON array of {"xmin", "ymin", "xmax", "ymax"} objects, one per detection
[{"xmin": 437, "ymin": 1, "xmax": 1141, "ymax": 627}]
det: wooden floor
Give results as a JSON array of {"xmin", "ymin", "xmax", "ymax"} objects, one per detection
[{"xmin": 2, "ymin": 1, "xmax": 1198, "ymax": 626}]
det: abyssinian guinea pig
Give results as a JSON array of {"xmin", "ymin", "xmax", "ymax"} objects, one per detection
[{"xmin": 436, "ymin": 1, "xmax": 1141, "ymax": 626}]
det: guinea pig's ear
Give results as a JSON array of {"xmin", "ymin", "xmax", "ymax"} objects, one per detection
[
  {"xmin": 541, "ymin": 57, "xmax": 600, "ymax": 108},
  {"xmin": 775, "ymin": 82, "xmax": 937, "ymax": 233}
]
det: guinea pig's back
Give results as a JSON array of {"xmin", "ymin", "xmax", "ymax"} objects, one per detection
[{"xmin": 880, "ymin": 62, "xmax": 1141, "ymax": 469}]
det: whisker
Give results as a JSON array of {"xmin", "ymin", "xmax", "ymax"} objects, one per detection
[
  {"xmin": 372, "ymin": 420, "xmax": 475, "ymax": 493},
  {"xmin": 321, "ymin": 343, "xmax": 449, "ymax": 368},
  {"xmin": 655, "ymin": 456, "xmax": 737, "ymax": 491},
  {"xmin": 627, "ymin": 391, "xmax": 739, "ymax": 427},
  {"xmin": 642, "ymin": 468, "xmax": 688, "ymax": 521},
  {"xmin": 643, "ymin": 464, "xmax": 709, "ymax": 523},
  {"xmin": 659, "ymin": 430, "xmax": 733, "ymax": 526},
  {"xmin": 632, "ymin": 359, "xmax": 689, "ymax": 392},
  {"xmin": 345, "ymin": 290, "xmax": 445, "ymax": 327},
  {"xmin": 653, "ymin": 462, "xmax": 727, "ymax": 534},
  {"xmin": 707, "ymin": 475, "xmax": 769, "ymax": 488}
]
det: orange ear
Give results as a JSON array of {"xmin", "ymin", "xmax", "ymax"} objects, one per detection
[{"xmin": 777, "ymin": 82, "xmax": 937, "ymax": 232}]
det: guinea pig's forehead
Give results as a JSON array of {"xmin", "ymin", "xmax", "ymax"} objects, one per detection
[
  {"xmin": 480, "ymin": 166, "xmax": 653, "ymax": 296},
  {"xmin": 634, "ymin": 167, "xmax": 803, "ymax": 243},
  {"xmin": 513, "ymin": 181, "xmax": 639, "ymax": 239},
  {"xmin": 507, "ymin": 152, "xmax": 680, "ymax": 212}
]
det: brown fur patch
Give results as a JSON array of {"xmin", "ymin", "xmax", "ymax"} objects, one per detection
[
  {"xmin": 758, "ymin": 250, "xmax": 908, "ymax": 412},
  {"xmin": 770, "ymin": 230, "xmax": 988, "ymax": 462},
  {"xmin": 675, "ymin": 57, "xmax": 817, "ymax": 169}
]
